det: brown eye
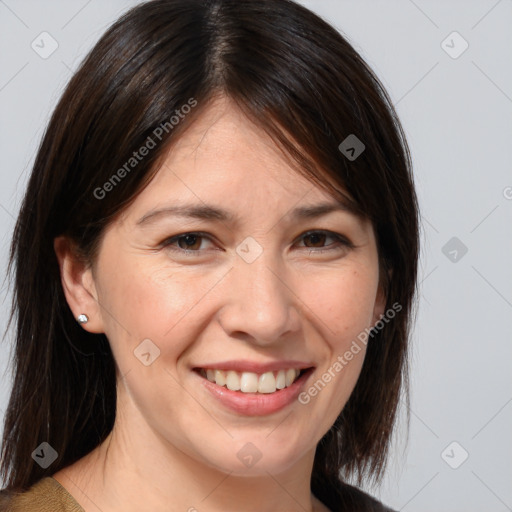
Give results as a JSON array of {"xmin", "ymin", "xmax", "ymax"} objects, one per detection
[
  {"xmin": 161, "ymin": 232, "xmax": 215, "ymax": 255},
  {"xmin": 302, "ymin": 232, "xmax": 328, "ymax": 248},
  {"xmin": 176, "ymin": 234, "xmax": 203, "ymax": 250},
  {"xmin": 297, "ymin": 230, "xmax": 352, "ymax": 252}
]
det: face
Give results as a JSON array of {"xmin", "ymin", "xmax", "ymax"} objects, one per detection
[{"xmin": 75, "ymin": 97, "xmax": 384, "ymax": 476}]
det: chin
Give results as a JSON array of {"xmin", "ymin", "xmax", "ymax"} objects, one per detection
[{"xmin": 184, "ymin": 434, "xmax": 312, "ymax": 477}]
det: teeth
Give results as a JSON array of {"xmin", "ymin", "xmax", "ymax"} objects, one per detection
[
  {"xmin": 285, "ymin": 369, "xmax": 296, "ymax": 387},
  {"xmin": 276, "ymin": 370, "xmax": 286, "ymax": 390},
  {"xmin": 226, "ymin": 370, "xmax": 241, "ymax": 391},
  {"xmin": 201, "ymin": 368, "xmax": 302, "ymax": 393},
  {"xmin": 241, "ymin": 372, "xmax": 258, "ymax": 393},
  {"xmin": 214, "ymin": 369, "xmax": 225, "ymax": 386},
  {"xmin": 258, "ymin": 372, "xmax": 276, "ymax": 393}
]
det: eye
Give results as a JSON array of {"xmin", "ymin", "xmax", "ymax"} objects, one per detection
[
  {"xmin": 160, "ymin": 229, "xmax": 353, "ymax": 257},
  {"xmin": 295, "ymin": 230, "xmax": 353, "ymax": 253},
  {"xmin": 161, "ymin": 232, "xmax": 216, "ymax": 255}
]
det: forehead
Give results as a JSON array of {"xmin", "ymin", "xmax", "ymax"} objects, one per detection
[
  {"xmin": 128, "ymin": 97, "xmax": 356, "ymax": 218},
  {"xmin": 160, "ymin": 98, "xmax": 311, "ymax": 189}
]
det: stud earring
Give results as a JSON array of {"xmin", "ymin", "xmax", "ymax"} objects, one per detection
[{"xmin": 77, "ymin": 314, "xmax": 89, "ymax": 324}]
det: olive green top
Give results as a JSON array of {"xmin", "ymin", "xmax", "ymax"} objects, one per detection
[
  {"xmin": 0, "ymin": 477, "xmax": 84, "ymax": 512},
  {"xmin": 0, "ymin": 475, "xmax": 397, "ymax": 511}
]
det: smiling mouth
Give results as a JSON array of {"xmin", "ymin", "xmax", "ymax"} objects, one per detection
[{"xmin": 195, "ymin": 368, "xmax": 312, "ymax": 394}]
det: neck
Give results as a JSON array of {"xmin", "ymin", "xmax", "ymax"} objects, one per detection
[{"xmin": 54, "ymin": 387, "xmax": 328, "ymax": 512}]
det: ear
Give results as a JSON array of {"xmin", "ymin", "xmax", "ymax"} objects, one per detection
[
  {"xmin": 371, "ymin": 268, "xmax": 391, "ymax": 326},
  {"xmin": 53, "ymin": 236, "xmax": 105, "ymax": 334}
]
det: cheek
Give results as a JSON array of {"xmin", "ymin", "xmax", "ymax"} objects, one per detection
[
  {"xmin": 294, "ymin": 266, "xmax": 378, "ymax": 421},
  {"xmin": 96, "ymin": 255, "xmax": 229, "ymax": 363},
  {"xmin": 300, "ymin": 265, "xmax": 379, "ymax": 342}
]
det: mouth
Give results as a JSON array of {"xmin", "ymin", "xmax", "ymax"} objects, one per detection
[
  {"xmin": 195, "ymin": 367, "xmax": 311, "ymax": 394},
  {"xmin": 192, "ymin": 361, "xmax": 315, "ymax": 415}
]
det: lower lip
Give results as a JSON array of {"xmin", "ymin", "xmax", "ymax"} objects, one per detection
[{"xmin": 195, "ymin": 369, "xmax": 314, "ymax": 416}]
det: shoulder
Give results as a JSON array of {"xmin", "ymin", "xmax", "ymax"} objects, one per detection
[
  {"xmin": 0, "ymin": 477, "xmax": 84, "ymax": 512},
  {"xmin": 337, "ymin": 481, "xmax": 397, "ymax": 512}
]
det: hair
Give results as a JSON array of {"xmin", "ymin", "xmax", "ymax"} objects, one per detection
[{"xmin": 0, "ymin": 0, "xmax": 419, "ymax": 509}]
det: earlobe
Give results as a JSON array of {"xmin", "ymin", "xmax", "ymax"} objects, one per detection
[{"xmin": 53, "ymin": 236, "xmax": 105, "ymax": 333}]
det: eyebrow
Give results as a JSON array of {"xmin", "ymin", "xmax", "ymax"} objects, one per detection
[{"xmin": 136, "ymin": 200, "xmax": 357, "ymax": 226}]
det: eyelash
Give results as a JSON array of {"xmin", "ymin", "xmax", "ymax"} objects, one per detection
[{"xmin": 160, "ymin": 230, "xmax": 354, "ymax": 257}]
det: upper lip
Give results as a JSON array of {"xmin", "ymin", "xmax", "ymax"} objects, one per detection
[{"xmin": 193, "ymin": 360, "xmax": 314, "ymax": 373}]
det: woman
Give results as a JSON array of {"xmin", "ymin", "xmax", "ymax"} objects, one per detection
[{"xmin": 0, "ymin": 0, "xmax": 419, "ymax": 510}]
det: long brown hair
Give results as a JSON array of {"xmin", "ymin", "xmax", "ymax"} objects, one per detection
[{"xmin": 0, "ymin": 0, "xmax": 419, "ymax": 509}]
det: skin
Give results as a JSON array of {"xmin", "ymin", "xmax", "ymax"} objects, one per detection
[{"xmin": 53, "ymin": 96, "xmax": 385, "ymax": 512}]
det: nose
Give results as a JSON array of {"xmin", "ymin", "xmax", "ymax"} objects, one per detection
[{"xmin": 217, "ymin": 252, "xmax": 302, "ymax": 346}]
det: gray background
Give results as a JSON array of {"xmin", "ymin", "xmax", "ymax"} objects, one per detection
[{"xmin": 1, "ymin": 1, "xmax": 511, "ymax": 510}]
